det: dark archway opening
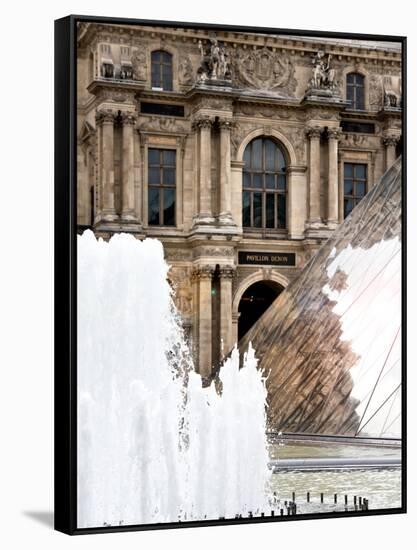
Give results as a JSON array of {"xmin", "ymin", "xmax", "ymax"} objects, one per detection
[{"xmin": 238, "ymin": 280, "xmax": 283, "ymax": 341}]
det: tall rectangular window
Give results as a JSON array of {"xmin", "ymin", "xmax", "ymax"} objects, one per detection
[
  {"xmin": 346, "ymin": 73, "xmax": 365, "ymax": 110},
  {"xmin": 148, "ymin": 148, "xmax": 176, "ymax": 226},
  {"xmin": 151, "ymin": 51, "xmax": 173, "ymax": 91},
  {"xmin": 344, "ymin": 163, "xmax": 367, "ymax": 218}
]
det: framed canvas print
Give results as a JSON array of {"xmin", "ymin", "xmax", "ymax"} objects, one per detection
[{"xmin": 54, "ymin": 14, "xmax": 406, "ymax": 535}]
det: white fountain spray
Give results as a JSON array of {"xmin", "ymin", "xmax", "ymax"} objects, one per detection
[{"xmin": 77, "ymin": 231, "xmax": 271, "ymax": 528}]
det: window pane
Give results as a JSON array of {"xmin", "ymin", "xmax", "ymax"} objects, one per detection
[
  {"xmin": 149, "ymin": 167, "xmax": 160, "ymax": 185},
  {"xmin": 344, "ymin": 198, "xmax": 354, "ymax": 218},
  {"xmin": 148, "ymin": 188, "xmax": 160, "ymax": 225},
  {"xmin": 347, "ymin": 85, "xmax": 354, "ymax": 105},
  {"xmin": 276, "ymin": 148, "xmax": 286, "ymax": 172},
  {"xmin": 243, "ymin": 144, "xmax": 251, "ymax": 168},
  {"xmin": 344, "ymin": 164, "xmax": 353, "ymax": 178},
  {"xmin": 242, "ymin": 191, "xmax": 251, "ymax": 227},
  {"xmin": 355, "ymin": 74, "xmax": 364, "ymax": 87},
  {"xmin": 162, "ymin": 71, "xmax": 173, "ymax": 90},
  {"xmin": 356, "ymin": 182, "xmax": 366, "ymax": 197},
  {"xmin": 266, "ymin": 193, "xmax": 275, "ymax": 228},
  {"xmin": 251, "ymin": 139, "xmax": 262, "ymax": 170},
  {"xmin": 277, "ymin": 194, "xmax": 286, "ymax": 228},
  {"xmin": 265, "ymin": 174, "xmax": 275, "ymax": 189},
  {"xmin": 265, "ymin": 139, "xmax": 276, "ymax": 170},
  {"xmin": 277, "ymin": 174, "xmax": 286, "ymax": 191},
  {"xmin": 243, "ymin": 172, "xmax": 251, "ymax": 189},
  {"xmin": 356, "ymin": 86, "xmax": 364, "ymax": 110},
  {"xmin": 162, "ymin": 51, "xmax": 172, "ymax": 64},
  {"xmin": 347, "ymin": 73, "xmax": 355, "ymax": 84},
  {"xmin": 355, "ymin": 164, "xmax": 366, "ymax": 179},
  {"xmin": 344, "ymin": 180, "xmax": 353, "ymax": 196},
  {"xmin": 148, "ymin": 149, "xmax": 160, "ymax": 165},
  {"xmin": 163, "ymin": 189, "xmax": 176, "ymax": 226},
  {"xmin": 253, "ymin": 193, "xmax": 262, "ymax": 227},
  {"xmin": 152, "ymin": 51, "xmax": 162, "ymax": 63},
  {"xmin": 253, "ymin": 174, "xmax": 263, "ymax": 188},
  {"xmin": 163, "ymin": 168, "xmax": 176, "ymax": 186},
  {"xmin": 163, "ymin": 150, "xmax": 176, "ymax": 166}
]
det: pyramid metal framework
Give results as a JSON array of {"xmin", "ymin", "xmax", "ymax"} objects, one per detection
[{"xmin": 239, "ymin": 158, "xmax": 402, "ymax": 437}]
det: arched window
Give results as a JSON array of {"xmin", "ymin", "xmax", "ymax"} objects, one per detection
[
  {"xmin": 151, "ymin": 50, "xmax": 173, "ymax": 91},
  {"xmin": 346, "ymin": 72, "xmax": 365, "ymax": 110},
  {"xmin": 242, "ymin": 137, "xmax": 287, "ymax": 230}
]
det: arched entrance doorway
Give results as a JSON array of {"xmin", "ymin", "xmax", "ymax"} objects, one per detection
[{"xmin": 238, "ymin": 280, "xmax": 283, "ymax": 341}]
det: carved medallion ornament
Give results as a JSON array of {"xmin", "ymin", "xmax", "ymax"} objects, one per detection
[{"xmin": 233, "ymin": 47, "xmax": 297, "ymax": 94}]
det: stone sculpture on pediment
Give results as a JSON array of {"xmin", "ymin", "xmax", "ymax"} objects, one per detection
[
  {"xmin": 197, "ymin": 36, "xmax": 231, "ymax": 83},
  {"xmin": 309, "ymin": 50, "xmax": 337, "ymax": 90}
]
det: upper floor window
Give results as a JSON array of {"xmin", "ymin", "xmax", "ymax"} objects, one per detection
[
  {"xmin": 344, "ymin": 163, "xmax": 367, "ymax": 218},
  {"xmin": 151, "ymin": 51, "xmax": 173, "ymax": 91},
  {"xmin": 242, "ymin": 138, "xmax": 287, "ymax": 230},
  {"xmin": 148, "ymin": 148, "xmax": 176, "ymax": 226},
  {"xmin": 346, "ymin": 73, "xmax": 365, "ymax": 110}
]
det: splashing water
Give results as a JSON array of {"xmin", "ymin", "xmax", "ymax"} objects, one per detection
[{"xmin": 77, "ymin": 231, "xmax": 271, "ymax": 528}]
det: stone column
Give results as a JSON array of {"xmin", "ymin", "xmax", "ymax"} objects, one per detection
[
  {"xmin": 306, "ymin": 126, "xmax": 322, "ymax": 225},
  {"xmin": 121, "ymin": 113, "xmax": 137, "ymax": 222},
  {"xmin": 287, "ymin": 165, "xmax": 308, "ymax": 240},
  {"xmin": 97, "ymin": 110, "xmax": 117, "ymax": 222},
  {"xmin": 193, "ymin": 117, "xmax": 214, "ymax": 225},
  {"xmin": 219, "ymin": 266, "xmax": 235, "ymax": 358},
  {"xmin": 218, "ymin": 120, "xmax": 235, "ymax": 225},
  {"xmin": 327, "ymin": 127, "xmax": 341, "ymax": 227},
  {"xmin": 383, "ymin": 135, "xmax": 399, "ymax": 171},
  {"xmin": 193, "ymin": 266, "xmax": 214, "ymax": 380}
]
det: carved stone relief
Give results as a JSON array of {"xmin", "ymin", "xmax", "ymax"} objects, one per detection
[
  {"xmin": 369, "ymin": 74, "xmax": 383, "ymax": 109},
  {"xmin": 131, "ymin": 48, "xmax": 147, "ymax": 81},
  {"xmin": 169, "ymin": 265, "xmax": 193, "ymax": 316},
  {"xmin": 233, "ymin": 47, "xmax": 297, "ymax": 95},
  {"xmin": 178, "ymin": 56, "xmax": 194, "ymax": 86},
  {"xmin": 139, "ymin": 116, "xmax": 188, "ymax": 133}
]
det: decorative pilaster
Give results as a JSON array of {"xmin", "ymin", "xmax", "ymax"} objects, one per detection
[
  {"xmin": 192, "ymin": 266, "xmax": 215, "ymax": 379},
  {"xmin": 121, "ymin": 113, "xmax": 138, "ymax": 222},
  {"xmin": 327, "ymin": 127, "xmax": 341, "ymax": 228},
  {"xmin": 193, "ymin": 117, "xmax": 215, "ymax": 226},
  {"xmin": 383, "ymin": 135, "xmax": 400, "ymax": 171},
  {"xmin": 306, "ymin": 126, "xmax": 322, "ymax": 226},
  {"xmin": 218, "ymin": 120, "xmax": 235, "ymax": 226},
  {"xmin": 218, "ymin": 266, "xmax": 235, "ymax": 358},
  {"xmin": 96, "ymin": 110, "xmax": 117, "ymax": 222}
]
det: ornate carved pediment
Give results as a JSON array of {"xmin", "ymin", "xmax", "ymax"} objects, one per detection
[{"xmin": 233, "ymin": 47, "xmax": 297, "ymax": 94}]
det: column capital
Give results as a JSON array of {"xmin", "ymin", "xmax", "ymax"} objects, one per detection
[
  {"xmin": 327, "ymin": 127, "xmax": 342, "ymax": 140},
  {"xmin": 218, "ymin": 265, "xmax": 236, "ymax": 279},
  {"xmin": 95, "ymin": 110, "xmax": 115, "ymax": 125},
  {"xmin": 382, "ymin": 135, "xmax": 400, "ymax": 147},
  {"xmin": 121, "ymin": 112, "xmax": 137, "ymax": 126},
  {"xmin": 191, "ymin": 266, "xmax": 215, "ymax": 280},
  {"xmin": 218, "ymin": 119, "xmax": 235, "ymax": 131},
  {"xmin": 305, "ymin": 126, "xmax": 322, "ymax": 139},
  {"xmin": 192, "ymin": 116, "xmax": 213, "ymax": 131}
]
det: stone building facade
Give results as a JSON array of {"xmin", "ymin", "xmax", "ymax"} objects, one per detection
[{"xmin": 76, "ymin": 22, "xmax": 402, "ymax": 379}]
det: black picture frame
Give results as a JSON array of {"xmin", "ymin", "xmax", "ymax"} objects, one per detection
[{"xmin": 54, "ymin": 14, "xmax": 407, "ymax": 535}]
